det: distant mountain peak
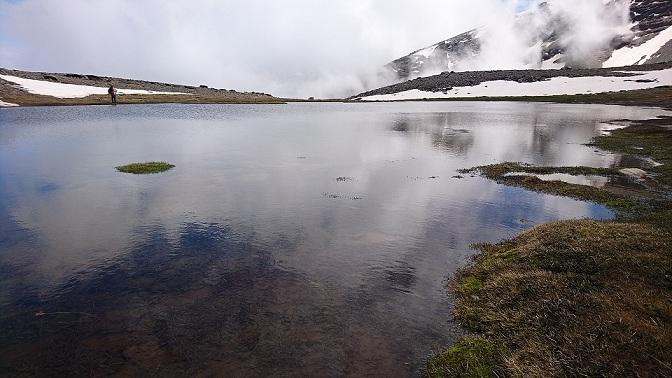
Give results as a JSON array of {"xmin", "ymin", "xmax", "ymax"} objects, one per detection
[{"xmin": 386, "ymin": 0, "xmax": 672, "ymax": 81}]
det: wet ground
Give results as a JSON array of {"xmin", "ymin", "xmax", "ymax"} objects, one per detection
[{"xmin": 0, "ymin": 102, "xmax": 667, "ymax": 376}]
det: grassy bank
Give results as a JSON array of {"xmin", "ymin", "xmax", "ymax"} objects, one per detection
[
  {"xmin": 0, "ymin": 93, "xmax": 286, "ymax": 107},
  {"xmin": 429, "ymin": 116, "xmax": 672, "ymax": 376},
  {"xmin": 0, "ymin": 68, "xmax": 286, "ymax": 106},
  {"xmin": 494, "ymin": 86, "xmax": 672, "ymax": 107}
]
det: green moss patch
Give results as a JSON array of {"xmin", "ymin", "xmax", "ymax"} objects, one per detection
[
  {"xmin": 427, "ymin": 336, "xmax": 506, "ymax": 378},
  {"xmin": 116, "ymin": 162, "xmax": 175, "ymax": 174}
]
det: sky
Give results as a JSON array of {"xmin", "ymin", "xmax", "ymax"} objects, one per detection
[
  {"xmin": 0, "ymin": 0, "xmax": 629, "ymax": 98},
  {"xmin": 0, "ymin": 0, "xmax": 536, "ymax": 97}
]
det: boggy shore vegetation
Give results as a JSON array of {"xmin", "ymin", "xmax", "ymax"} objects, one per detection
[
  {"xmin": 429, "ymin": 115, "xmax": 672, "ymax": 376},
  {"xmin": 458, "ymin": 163, "xmax": 637, "ymax": 210}
]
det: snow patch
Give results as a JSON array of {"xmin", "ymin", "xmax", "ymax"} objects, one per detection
[
  {"xmin": 414, "ymin": 45, "xmax": 437, "ymax": 59},
  {"xmin": 0, "ymin": 75, "xmax": 190, "ymax": 98},
  {"xmin": 0, "ymin": 99, "xmax": 19, "ymax": 107},
  {"xmin": 539, "ymin": 54, "xmax": 565, "ymax": 70},
  {"xmin": 361, "ymin": 68, "xmax": 672, "ymax": 101},
  {"xmin": 604, "ymin": 26, "xmax": 672, "ymax": 67}
]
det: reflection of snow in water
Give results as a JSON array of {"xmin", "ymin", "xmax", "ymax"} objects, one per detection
[
  {"xmin": 3, "ymin": 102, "xmax": 667, "ymax": 375},
  {"xmin": 504, "ymin": 172, "xmax": 610, "ymax": 188}
]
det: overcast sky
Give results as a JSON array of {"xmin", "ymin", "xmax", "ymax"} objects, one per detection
[{"xmin": 0, "ymin": 0, "xmax": 535, "ymax": 97}]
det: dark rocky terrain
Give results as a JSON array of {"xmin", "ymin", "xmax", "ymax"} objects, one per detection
[
  {"xmin": 387, "ymin": 0, "xmax": 672, "ymax": 80},
  {"xmin": 0, "ymin": 68, "xmax": 283, "ymax": 106},
  {"xmin": 386, "ymin": 30, "xmax": 480, "ymax": 80},
  {"xmin": 631, "ymin": 0, "xmax": 672, "ymax": 34},
  {"xmin": 354, "ymin": 61, "xmax": 672, "ymax": 99}
]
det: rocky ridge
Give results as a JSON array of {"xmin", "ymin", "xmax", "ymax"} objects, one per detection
[
  {"xmin": 354, "ymin": 61, "xmax": 672, "ymax": 99},
  {"xmin": 387, "ymin": 0, "xmax": 672, "ymax": 80}
]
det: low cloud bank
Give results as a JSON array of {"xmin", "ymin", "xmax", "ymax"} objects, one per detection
[
  {"xmin": 0, "ymin": 0, "xmax": 633, "ymax": 98},
  {"xmin": 417, "ymin": 0, "xmax": 632, "ymax": 76}
]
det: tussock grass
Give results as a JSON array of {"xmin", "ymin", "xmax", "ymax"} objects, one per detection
[
  {"xmin": 116, "ymin": 162, "xmax": 175, "ymax": 174},
  {"xmin": 431, "ymin": 116, "xmax": 672, "ymax": 377},
  {"xmin": 450, "ymin": 220, "xmax": 672, "ymax": 377}
]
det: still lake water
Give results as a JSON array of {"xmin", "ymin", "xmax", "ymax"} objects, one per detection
[{"xmin": 0, "ymin": 102, "xmax": 666, "ymax": 376}]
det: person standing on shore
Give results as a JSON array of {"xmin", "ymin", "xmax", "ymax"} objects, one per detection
[{"xmin": 108, "ymin": 85, "xmax": 117, "ymax": 104}]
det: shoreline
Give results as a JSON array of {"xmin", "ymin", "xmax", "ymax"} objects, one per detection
[
  {"xmin": 0, "ymin": 68, "xmax": 285, "ymax": 107},
  {"xmin": 427, "ymin": 108, "xmax": 672, "ymax": 376},
  {"xmin": 4, "ymin": 65, "xmax": 672, "ymax": 108},
  {"xmin": 351, "ymin": 86, "xmax": 672, "ymax": 108},
  {"xmin": 0, "ymin": 91, "xmax": 287, "ymax": 107},
  {"xmin": 0, "ymin": 96, "xmax": 287, "ymax": 108},
  {"xmin": 4, "ymin": 88, "xmax": 672, "ymax": 108}
]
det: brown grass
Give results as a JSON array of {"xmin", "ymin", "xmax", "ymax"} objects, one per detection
[
  {"xmin": 450, "ymin": 220, "xmax": 672, "ymax": 377},
  {"xmin": 429, "ymin": 114, "xmax": 672, "ymax": 377},
  {"xmin": 0, "ymin": 91, "xmax": 285, "ymax": 107}
]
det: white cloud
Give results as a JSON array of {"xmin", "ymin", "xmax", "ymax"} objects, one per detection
[
  {"xmin": 0, "ymin": 0, "xmax": 514, "ymax": 98},
  {"xmin": 0, "ymin": 0, "xmax": 633, "ymax": 98}
]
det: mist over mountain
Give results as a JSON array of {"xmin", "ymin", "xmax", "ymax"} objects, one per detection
[
  {"xmin": 0, "ymin": 0, "xmax": 506, "ymax": 98},
  {"xmin": 1, "ymin": 0, "xmax": 671, "ymax": 98},
  {"xmin": 387, "ymin": 0, "xmax": 672, "ymax": 81}
]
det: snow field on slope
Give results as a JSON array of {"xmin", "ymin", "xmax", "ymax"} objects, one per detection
[{"xmin": 0, "ymin": 75, "xmax": 190, "ymax": 98}]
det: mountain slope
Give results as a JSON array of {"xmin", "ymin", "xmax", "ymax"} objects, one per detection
[
  {"xmin": 354, "ymin": 62, "xmax": 672, "ymax": 101},
  {"xmin": 0, "ymin": 68, "xmax": 282, "ymax": 107},
  {"xmin": 387, "ymin": 0, "xmax": 672, "ymax": 81}
]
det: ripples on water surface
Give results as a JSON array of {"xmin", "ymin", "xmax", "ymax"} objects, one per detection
[{"xmin": 0, "ymin": 102, "xmax": 666, "ymax": 376}]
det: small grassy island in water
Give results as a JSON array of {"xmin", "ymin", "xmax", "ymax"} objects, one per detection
[{"xmin": 116, "ymin": 162, "xmax": 175, "ymax": 174}]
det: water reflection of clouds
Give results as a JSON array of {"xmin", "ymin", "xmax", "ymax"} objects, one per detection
[
  {"xmin": 0, "ymin": 102, "xmax": 667, "ymax": 374},
  {"xmin": 1, "ymin": 102, "xmax": 664, "ymax": 290},
  {"xmin": 0, "ymin": 217, "xmax": 454, "ymax": 375}
]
